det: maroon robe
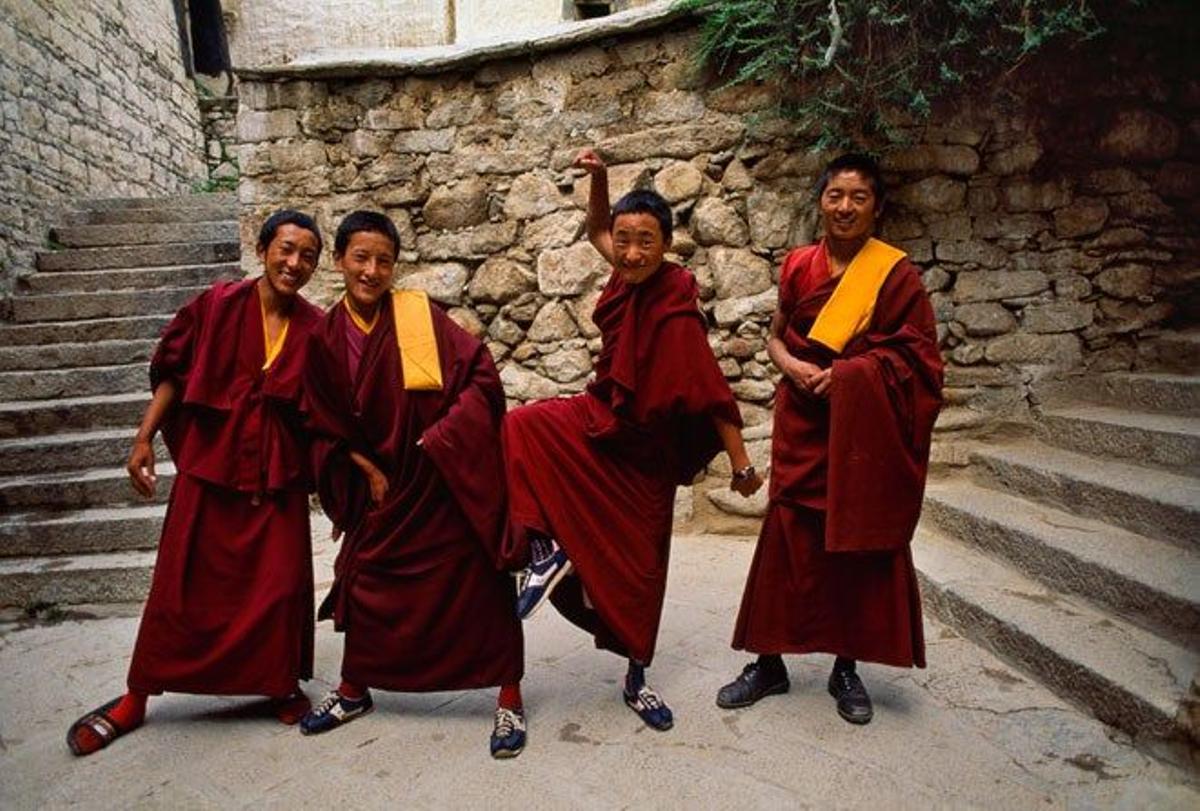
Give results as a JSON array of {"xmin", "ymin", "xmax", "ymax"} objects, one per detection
[
  {"xmin": 732, "ymin": 242, "xmax": 943, "ymax": 668},
  {"xmin": 127, "ymin": 278, "xmax": 322, "ymax": 697},
  {"xmin": 503, "ymin": 263, "xmax": 742, "ymax": 665},
  {"xmin": 304, "ymin": 295, "xmax": 522, "ymax": 691}
]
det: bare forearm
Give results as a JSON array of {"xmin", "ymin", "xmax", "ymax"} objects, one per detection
[
  {"xmin": 586, "ymin": 170, "xmax": 614, "ymax": 264},
  {"xmin": 767, "ymin": 336, "xmax": 794, "ymax": 376},
  {"xmin": 714, "ymin": 417, "xmax": 751, "ymax": 471},
  {"xmin": 135, "ymin": 379, "xmax": 177, "ymax": 443}
]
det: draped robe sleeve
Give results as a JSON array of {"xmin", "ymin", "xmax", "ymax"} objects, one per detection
[{"xmin": 825, "ymin": 262, "xmax": 944, "ymax": 551}]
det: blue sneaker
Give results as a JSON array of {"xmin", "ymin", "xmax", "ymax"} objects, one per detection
[
  {"xmin": 489, "ymin": 707, "xmax": 526, "ymax": 759},
  {"xmin": 623, "ymin": 683, "xmax": 674, "ymax": 731},
  {"xmin": 299, "ymin": 689, "xmax": 373, "ymax": 736},
  {"xmin": 515, "ymin": 548, "xmax": 572, "ymax": 619}
]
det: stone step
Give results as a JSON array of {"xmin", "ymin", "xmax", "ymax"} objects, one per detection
[
  {"xmin": 0, "ymin": 464, "xmax": 174, "ymax": 511},
  {"xmin": 0, "ymin": 339, "xmax": 156, "ymax": 372},
  {"xmin": 0, "ymin": 315, "xmax": 170, "ymax": 347},
  {"xmin": 0, "ymin": 393, "xmax": 148, "ymax": 439},
  {"xmin": 0, "ymin": 428, "xmax": 163, "ymax": 476},
  {"xmin": 0, "ymin": 550, "xmax": 156, "ymax": 608},
  {"xmin": 1041, "ymin": 372, "xmax": 1200, "ymax": 417},
  {"xmin": 1148, "ymin": 329, "xmax": 1200, "ymax": 374},
  {"xmin": 923, "ymin": 480, "xmax": 1200, "ymax": 647},
  {"xmin": 970, "ymin": 440, "xmax": 1200, "ymax": 550},
  {"xmin": 1038, "ymin": 404, "xmax": 1200, "ymax": 474},
  {"xmin": 36, "ymin": 241, "xmax": 238, "ymax": 272},
  {"xmin": 50, "ymin": 221, "xmax": 239, "ymax": 249},
  {"xmin": 17, "ymin": 263, "xmax": 239, "ymax": 294},
  {"xmin": 0, "ymin": 504, "xmax": 163, "ymax": 557},
  {"xmin": 914, "ymin": 527, "xmax": 1199, "ymax": 747},
  {"xmin": 62, "ymin": 206, "xmax": 236, "ymax": 226},
  {"xmin": 76, "ymin": 193, "xmax": 236, "ymax": 211},
  {"xmin": 10, "ymin": 286, "xmax": 206, "ymax": 324},
  {"xmin": 0, "ymin": 363, "xmax": 146, "ymax": 402}
]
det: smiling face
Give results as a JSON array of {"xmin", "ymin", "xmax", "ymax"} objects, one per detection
[
  {"xmin": 819, "ymin": 169, "xmax": 880, "ymax": 244},
  {"xmin": 335, "ymin": 229, "xmax": 397, "ymax": 315},
  {"xmin": 256, "ymin": 223, "xmax": 319, "ymax": 298},
  {"xmin": 611, "ymin": 212, "xmax": 668, "ymax": 285}
]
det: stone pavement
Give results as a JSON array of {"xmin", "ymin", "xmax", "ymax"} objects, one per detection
[{"xmin": 1, "ymin": 519, "xmax": 1196, "ymax": 810}]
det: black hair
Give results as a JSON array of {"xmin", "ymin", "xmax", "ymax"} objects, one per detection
[
  {"xmin": 334, "ymin": 210, "xmax": 401, "ymax": 258},
  {"xmin": 815, "ymin": 153, "xmax": 886, "ymax": 210},
  {"xmin": 257, "ymin": 209, "xmax": 323, "ymax": 255},
  {"xmin": 610, "ymin": 189, "xmax": 673, "ymax": 244}
]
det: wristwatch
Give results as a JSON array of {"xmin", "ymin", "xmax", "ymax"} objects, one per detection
[{"xmin": 732, "ymin": 464, "xmax": 757, "ymax": 482}]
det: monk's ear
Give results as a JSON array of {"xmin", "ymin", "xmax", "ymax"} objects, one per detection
[{"xmin": 255, "ymin": 242, "xmax": 267, "ymax": 263}]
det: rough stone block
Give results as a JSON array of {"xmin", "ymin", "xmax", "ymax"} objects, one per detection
[
  {"xmin": 396, "ymin": 262, "xmax": 468, "ymax": 305},
  {"xmin": 422, "ymin": 178, "xmax": 489, "ymax": 230},
  {"xmin": 894, "ymin": 176, "xmax": 967, "ymax": 213},
  {"xmin": 654, "ymin": 161, "xmax": 704, "ymax": 203},
  {"xmin": 954, "ymin": 302, "xmax": 1017, "ymax": 337},
  {"xmin": 691, "ymin": 198, "xmax": 749, "ymax": 247},
  {"xmin": 1022, "ymin": 301, "xmax": 1095, "ymax": 334},
  {"xmin": 707, "ymin": 247, "xmax": 772, "ymax": 299},
  {"xmin": 537, "ymin": 242, "xmax": 608, "ymax": 295},
  {"xmin": 1053, "ymin": 198, "xmax": 1110, "ymax": 239},
  {"xmin": 953, "ymin": 271, "xmax": 1049, "ymax": 302}
]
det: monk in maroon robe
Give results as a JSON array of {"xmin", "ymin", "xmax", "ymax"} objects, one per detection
[
  {"xmin": 717, "ymin": 153, "xmax": 944, "ymax": 725},
  {"xmin": 299, "ymin": 211, "xmax": 526, "ymax": 759},
  {"xmin": 67, "ymin": 210, "xmax": 325, "ymax": 756},
  {"xmin": 505, "ymin": 150, "xmax": 763, "ymax": 731}
]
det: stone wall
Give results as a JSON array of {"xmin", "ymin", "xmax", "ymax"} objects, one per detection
[
  {"xmin": 0, "ymin": 0, "xmax": 206, "ymax": 294},
  {"xmin": 235, "ymin": 16, "xmax": 1198, "ymax": 528},
  {"xmin": 199, "ymin": 94, "xmax": 239, "ymax": 186}
]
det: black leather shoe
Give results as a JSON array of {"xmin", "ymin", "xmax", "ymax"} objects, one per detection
[
  {"xmin": 827, "ymin": 667, "xmax": 873, "ymax": 725},
  {"xmin": 716, "ymin": 661, "xmax": 790, "ymax": 709}
]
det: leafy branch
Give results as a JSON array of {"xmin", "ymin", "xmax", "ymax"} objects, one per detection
[{"xmin": 675, "ymin": 0, "xmax": 1110, "ymax": 149}]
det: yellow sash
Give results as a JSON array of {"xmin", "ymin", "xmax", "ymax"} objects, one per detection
[
  {"xmin": 390, "ymin": 289, "xmax": 443, "ymax": 391},
  {"xmin": 808, "ymin": 238, "xmax": 906, "ymax": 353},
  {"xmin": 260, "ymin": 295, "xmax": 290, "ymax": 371}
]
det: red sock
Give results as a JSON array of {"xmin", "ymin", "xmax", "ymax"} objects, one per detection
[
  {"xmin": 338, "ymin": 680, "xmax": 366, "ymax": 700},
  {"xmin": 110, "ymin": 691, "xmax": 148, "ymax": 729},
  {"xmin": 497, "ymin": 683, "xmax": 523, "ymax": 711},
  {"xmin": 69, "ymin": 691, "xmax": 147, "ymax": 756},
  {"xmin": 271, "ymin": 685, "xmax": 310, "ymax": 725}
]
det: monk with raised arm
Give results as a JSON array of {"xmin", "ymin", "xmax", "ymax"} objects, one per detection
[
  {"xmin": 67, "ymin": 210, "xmax": 325, "ymax": 756},
  {"xmin": 716, "ymin": 153, "xmax": 944, "ymax": 725},
  {"xmin": 504, "ymin": 148, "xmax": 763, "ymax": 731}
]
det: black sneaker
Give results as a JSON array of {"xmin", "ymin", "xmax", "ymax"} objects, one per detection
[
  {"xmin": 515, "ymin": 548, "xmax": 572, "ymax": 619},
  {"xmin": 623, "ymin": 683, "xmax": 674, "ymax": 731},
  {"xmin": 490, "ymin": 707, "xmax": 526, "ymax": 759},
  {"xmin": 716, "ymin": 660, "xmax": 790, "ymax": 709},
  {"xmin": 299, "ymin": 689, "xmax": 373, "ymax": 735},
  {"xmin": 827, "ymin": 667, "xmax": 873, "ymax": 725}
]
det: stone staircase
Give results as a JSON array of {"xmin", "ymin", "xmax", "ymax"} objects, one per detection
[
  {"xmin": 0, "ymin": 193, "xmax": 240, "ymax": 609},
  {"xmin": 917, "ymin": 353, "xmax": 1200, "ymax": 760}
]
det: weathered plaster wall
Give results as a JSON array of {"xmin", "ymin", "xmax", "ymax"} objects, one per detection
[
  {"xmin": 456, "ymin": 0, "xmax": 563, "ymax": 44},
  {"xmin": 235, "ymin": 19, "xmax": 1198, "ymax": 526},
  {"xmin": 0, "ymin": 0, "xmax": 205, "ymax": 295},
  {"xmin": 223, "ymin": 0, "xmax": 452, "ymax": 69}
]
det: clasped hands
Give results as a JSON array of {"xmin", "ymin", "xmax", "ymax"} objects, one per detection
[{"xmin": 785, "ymin": 358, "xmax": 832, "ymax": 398}]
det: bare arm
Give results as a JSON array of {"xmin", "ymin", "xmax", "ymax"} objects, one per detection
[
  {"xmin": 349, "ymin": 450, "xmax": 389, "ymax": 507},
  {"xmin": 574, "ymin": 148, "xmax": 615, "ymax": 266},
  {"xmin": 714, "ymin": 417, "xmax": 763, "ymax": 497},
  {"xmin": 126, "ymin": 379, "xmax": 178, "ymax": 498}
]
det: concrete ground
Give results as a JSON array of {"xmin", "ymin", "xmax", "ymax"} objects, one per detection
[{"xmin": 1, "ymin": 519, "xmax": 1196, "ymax": 810}]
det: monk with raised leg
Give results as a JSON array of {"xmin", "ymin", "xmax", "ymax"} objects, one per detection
[
  {"xmin": 716, "ymin": 153, "xmax": 944, "ymax": 725},
  {"xmin": 67, "ymin": 210, "xmax": 325, "ymax": 755},
  {"xmin": 505, "ymin": 149, "xmax": 763, "ymax": 731}
]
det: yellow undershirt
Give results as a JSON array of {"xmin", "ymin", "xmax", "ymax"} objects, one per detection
[
  {"xmin": 260, "ymin": 295, "xmax": 290, "ymax": 371},
  {"xmin": 342, "ymin": 296, "xmax": 380, "ymax": 335}
]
